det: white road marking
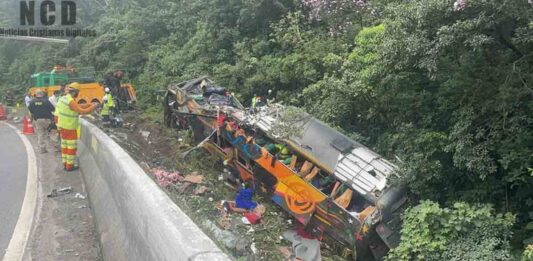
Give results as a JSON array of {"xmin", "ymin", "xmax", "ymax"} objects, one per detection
[{"xmin": 2, "ymin": 123, "xmax": 38, "ymax": 261}]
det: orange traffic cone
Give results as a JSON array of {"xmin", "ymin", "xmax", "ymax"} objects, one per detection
[
  {"xmin": 23, "ymin": 116, "xmax": 35, "ymax": 135},
  {"xmin": 0, "ymin": 104, "xmax": 6, "ymax": 120}
]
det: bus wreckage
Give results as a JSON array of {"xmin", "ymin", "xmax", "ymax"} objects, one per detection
[{"xmin": 163, "ymin": 77, "xmax": 407, "ymax": 260}]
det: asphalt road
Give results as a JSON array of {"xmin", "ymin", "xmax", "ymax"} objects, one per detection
[{"xmin": 0, "ymin": 122, "xmax": 28, "ymax": 259}]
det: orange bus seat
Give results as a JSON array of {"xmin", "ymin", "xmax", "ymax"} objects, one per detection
[
  {"xmin": 289, "ymin": 155, "xmax": 298, "ymax": 169},
  {"xmin": 304, "ymin": 167, "xmax": 320, "ymax": 182},
  {"xmin": 334, "ymin": 189, "xmax": 353, "ymax": 209},
  {"xmin": 299, "ymin": 160, "xmax": 314, "ymax": 177},
  {"xmin": 358, "ymin": 206, "xmax": 376, "ymax": 221}
]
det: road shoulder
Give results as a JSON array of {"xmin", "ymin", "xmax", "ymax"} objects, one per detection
[{"xmin": 22, "ymin": 127, "xmax": 102, "ymax": 261}]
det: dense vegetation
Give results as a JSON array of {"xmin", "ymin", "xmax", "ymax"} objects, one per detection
[{"xmin": 1, "ymin": 0, "xmax": 532, "ymax": 259}]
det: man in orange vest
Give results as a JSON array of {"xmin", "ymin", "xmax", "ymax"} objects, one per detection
[{"xmin": 56, "ymin": 83, "xmax": 97, "ymax": 171}]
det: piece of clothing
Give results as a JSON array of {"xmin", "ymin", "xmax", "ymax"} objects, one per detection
[
  {"xmin": 35, "ymin": 119, "xmax": 52, "ymax": 152},
  {"xmin": 60, "ymin": 128, "xmax": 78, "ymax": 170},
  {"xmin": 28, "ymin": 97, "xmax": 55, "ymax": 120},
  {"xmin": 235, "ymin": 188, "xmax": 258, "ymax": 210}
]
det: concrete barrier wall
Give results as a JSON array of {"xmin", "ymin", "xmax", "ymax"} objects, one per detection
[{"xmin": 78, "ymin": 119, "xmax": 231, "ymax": 261}]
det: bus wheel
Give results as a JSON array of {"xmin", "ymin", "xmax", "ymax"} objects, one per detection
[
  {"xmin": 91, "ymin": 99, "xmax": 100, "ymax": 105},
  {"xmin": 78, "ymin": 99, "xmax": 87, "ymax": 104}
]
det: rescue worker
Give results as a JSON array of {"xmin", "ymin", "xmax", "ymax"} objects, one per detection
[
  {"xmin": 100, "ymin": 87, "xmax": 115, "ymax": 123},
  {"xmin": 251, "ymin": 94, "xmax": 258, "ymax": 108},
  {"xmin": 28, "ymin": 90, "xmax": 55, "ymax": 153},
  {"xmin": 56, "ymin": 82, "xmax": 98, "ymax": 171}
]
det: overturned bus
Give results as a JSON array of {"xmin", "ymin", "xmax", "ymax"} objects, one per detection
[{"xmin": 163, "ymin": 77, "xmax": 407, "ymax": 260}]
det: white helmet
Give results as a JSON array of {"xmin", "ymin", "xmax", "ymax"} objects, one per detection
[{"xmin": 104, "ymin": 87, "xmax": 110, "ymax": 92}]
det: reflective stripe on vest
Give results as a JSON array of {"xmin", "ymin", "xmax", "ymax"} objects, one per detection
[{"xmin": 56, "ymin": 94, "xmax": 79, "ymax": 130}]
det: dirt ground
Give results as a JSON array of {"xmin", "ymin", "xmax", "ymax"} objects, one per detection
[
  {"xmin": 7, "ymin": 108, "xmax": 102, "ymax": 261},
  {"xmin": 94, "ymin": 111, "xmax": 346, "ymax": 261}
]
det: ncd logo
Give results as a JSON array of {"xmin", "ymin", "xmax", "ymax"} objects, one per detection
[{"xmin": 20, "ymin": 0, "xmax": 76, "ymax": 26}]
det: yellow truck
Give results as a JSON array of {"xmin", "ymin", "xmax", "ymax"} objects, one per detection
[{"xmin": 28, "ymin": 66, "xmax": 137, "ymax": 105}]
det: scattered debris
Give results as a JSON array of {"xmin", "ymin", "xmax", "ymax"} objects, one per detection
[
  {"xmin": 193, "ymin": 185, "xmax": 208, "ymax": 195},
  {"xmin": 140, "ymin": 130, "xmax": 151, "ymax": 140},
  {"xmin": 152, "ymin": 168, "xmax": 183, "ymax": 187},
  {"xmin": 74, "ymin": 193, "xmax": 86, "ymax": 199},
  {"xmin": 47, "ymin": 186, "xmax": 72, "ymax": 198},
  {"xmin": 218, "ymin": 213, "xmax": 232, "ymax": 230},
  {"xmin": 109, "ymin": 132, "xmax": 128, "ymax": 141},
  {"xmin": 77, "ymin": 205, "xmax": 87, "ymax": 209},
  {"xmin": 58, "ymin": 186, "xmax": 72, "ymax": 192},
  {"xmin": 175, "ymin": 182, "xmax": 193, "ymax": 193},
  {"xmin": 250, "ymin": 242, "xmax": 258, "ymax": 254}
]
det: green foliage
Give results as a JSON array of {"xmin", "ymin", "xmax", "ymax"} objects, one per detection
[
  {"xmin": 523, "ymin": 245, "xmax": 533, "ymax": 261},
  {"xmin": 387, "ymin": 200, "xmax": 515, "ymax": 261}
]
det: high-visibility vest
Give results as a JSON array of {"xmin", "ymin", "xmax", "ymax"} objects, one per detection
[
  {"xmin": 101, "ymin": 93, "xmax": 114, "ymax": 116},
  {"xmin": 56, "ymin": 94, "xmax": 79, "ymax": 130}
]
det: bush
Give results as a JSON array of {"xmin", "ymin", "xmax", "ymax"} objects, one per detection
[{"xmin": 387, "ymin": 200, "xmax": 515, "ymax": 261}]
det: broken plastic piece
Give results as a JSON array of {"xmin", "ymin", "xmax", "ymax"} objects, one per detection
[{"xmin": 47, "ymin": 186, "xmax": 72, "ymax": 198}]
